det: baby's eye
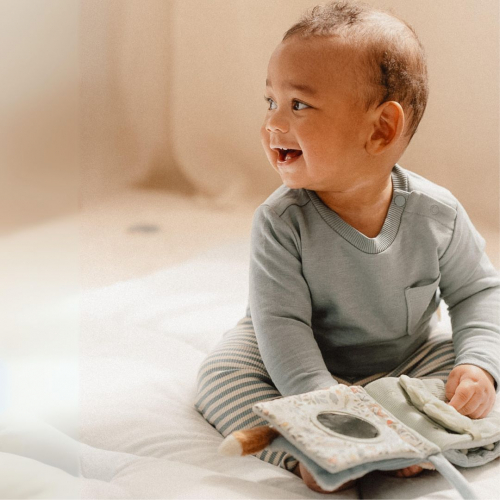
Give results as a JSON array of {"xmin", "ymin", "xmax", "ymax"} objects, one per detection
[
  {"xmin": 293, "ymin": 100, "xmax": 310, "ymax": 111},
  {"xmin": 264, "ymin": 97, "xmax": 277, "ymax": 110}
]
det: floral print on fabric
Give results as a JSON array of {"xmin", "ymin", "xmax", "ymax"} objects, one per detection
[{"xmin": 253, "ymin": 385, "xmax": 439, "ymax": 474}]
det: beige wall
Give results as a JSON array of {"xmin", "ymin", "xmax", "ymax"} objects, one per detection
[
  {"xmin": 0, "ymin": 0, "xmax": 78, "ymax": 235},
  {"xmin": 1, "ymin": 0, "xmax": 498, "ymax": 232}
]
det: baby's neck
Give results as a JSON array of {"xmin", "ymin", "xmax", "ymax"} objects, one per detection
[{"xmin": 315, "ymin": 176, "xmax": 394, "ymax": 238}]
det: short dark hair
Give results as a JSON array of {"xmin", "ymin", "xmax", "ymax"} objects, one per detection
[{"xmin": 283, "ymin": 1, "xmax": 429, "ymax": 140}]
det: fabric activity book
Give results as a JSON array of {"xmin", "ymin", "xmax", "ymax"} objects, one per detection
[{"xmin": 219, "ymin": 376, "xmax": 500, "ymax": 499}]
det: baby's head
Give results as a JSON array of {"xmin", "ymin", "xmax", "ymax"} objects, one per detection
[{"xmin": 261, "ymin": 0, "xmax": 428, "ymax": 192}]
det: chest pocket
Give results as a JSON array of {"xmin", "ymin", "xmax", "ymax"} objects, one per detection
[{"xmin": 405, "ymin": 274, "xmax": 441, "ymax": 335}]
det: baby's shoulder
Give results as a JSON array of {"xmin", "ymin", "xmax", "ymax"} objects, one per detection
[
  {"xmin": 405, "ymin": 169, "xmax": 458, "ymax": 209},
  {"xmin": 259, "ymin": 185, "xmax": 311, "ymax": 218},
  {"xmin": 404, "ymin": 169, "xmax": 460, "ymax": 229}
]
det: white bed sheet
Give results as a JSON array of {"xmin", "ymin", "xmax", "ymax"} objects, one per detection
[{"xmin": 1, "ymin": 238, "xmax": 499, "ymax": 499}]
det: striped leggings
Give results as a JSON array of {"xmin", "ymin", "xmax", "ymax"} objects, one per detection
[{"xmin": 194, "ymin": 316, "xmax": 455, "ymax": 472}]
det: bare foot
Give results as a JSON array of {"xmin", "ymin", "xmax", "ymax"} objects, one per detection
[
  {"xmin": 382, "ymin": 465, "xmax": 424, "ymax": 478},
  {"xmin": 293, "ymin": 462, "xmax": 356, "ymax": 493}
]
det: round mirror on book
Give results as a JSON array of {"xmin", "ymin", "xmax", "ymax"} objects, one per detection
[{"xmin": 314, "ymin": 411, "xmax": 381, "ymax": 440}]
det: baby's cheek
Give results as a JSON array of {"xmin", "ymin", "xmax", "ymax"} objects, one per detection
[
  {"xmin": 260, "ymin": 127, "xmax": 274, "ymax": 164},
  {"xmin": 260, "ymin": 123, "xmax": 270, "ymax": 145}
]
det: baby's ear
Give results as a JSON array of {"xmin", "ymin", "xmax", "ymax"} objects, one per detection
[{"xmin": 366, "ymin": 101, "xmax": 405, "ymax": 155}]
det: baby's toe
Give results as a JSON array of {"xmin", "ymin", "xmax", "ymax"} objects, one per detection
[
  {"xmin": 384, "ymin": 465, "xmax": 424, "ymax": 478},
  {"xmin": 296, "ymin": 462, "xmax": 356, "ymax": 493}
]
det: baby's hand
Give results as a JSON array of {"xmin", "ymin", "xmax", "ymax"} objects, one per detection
[{"xmin": 445, "ymin": 364, "xmax": 496, "ymax": 419}]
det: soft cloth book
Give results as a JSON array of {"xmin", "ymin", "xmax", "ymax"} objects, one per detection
[{"xmin": 219, "ymin": 376, "xmax": 500, "ymax": 499}]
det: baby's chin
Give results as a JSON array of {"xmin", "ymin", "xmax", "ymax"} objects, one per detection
[
  {"xmin": 279, "ymin": 176, "xmax": 309, "ymax": 190},
  {"xmin": 269, "ymin": 160, "xmax": 310, "ymax": 190}
]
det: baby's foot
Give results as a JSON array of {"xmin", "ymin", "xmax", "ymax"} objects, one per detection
[
  {"xmin": 293, "ymin": 462, "xmax": 356, "ymax": 494},
  {"xmin": 383, "ymin": 465, "xmax": 424, "ymax": 478}
]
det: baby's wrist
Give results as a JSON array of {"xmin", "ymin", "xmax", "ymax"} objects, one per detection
[
  {"xmin": 459, "ymin": 363, "xmax": 496, "ymax": 388},
  {"xmin": 480, "ymin": 367, "xmax": 497, "ymax": 389}
]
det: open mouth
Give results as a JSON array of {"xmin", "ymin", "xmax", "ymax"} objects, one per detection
[{"xmin": 275, "ymin": 148, "xmax": 303, "ymax": 163}]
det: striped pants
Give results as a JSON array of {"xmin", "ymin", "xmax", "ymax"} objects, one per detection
[{"xmin": 194, "ymin": 316, "xmax": 455, "ymax": 472}]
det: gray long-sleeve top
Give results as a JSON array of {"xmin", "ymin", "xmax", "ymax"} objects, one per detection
[{"xmin": 247, "ymin": 165, "xmax": 500, "ymax": 397}]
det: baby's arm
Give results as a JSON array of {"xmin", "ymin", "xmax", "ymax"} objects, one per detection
[
  {"xmin": 439, "ymin": 201, "xmax": 500, "ymax": 417},
  {"xmin": 249, "ymin": 205, "xmax": 337, "ymax": 396}
]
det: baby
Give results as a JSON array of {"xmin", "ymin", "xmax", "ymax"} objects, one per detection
[{"xmin": 195, "ymin": 0, "xmax": 500, "ymax": 493}]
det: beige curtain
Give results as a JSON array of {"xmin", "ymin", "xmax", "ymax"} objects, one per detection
[{"xmin": 79, "ymin": 0, "xmax": 499, "ymax": 224}]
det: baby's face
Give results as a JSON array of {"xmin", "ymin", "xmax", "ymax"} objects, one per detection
[{"xmin": 261, "ymin": 36, "xmax": 376, "ymax": 193}]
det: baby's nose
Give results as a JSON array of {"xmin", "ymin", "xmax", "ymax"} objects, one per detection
[{"xmin": 265, "ymin": 110, "xmax": 289, "ymax": 134}]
